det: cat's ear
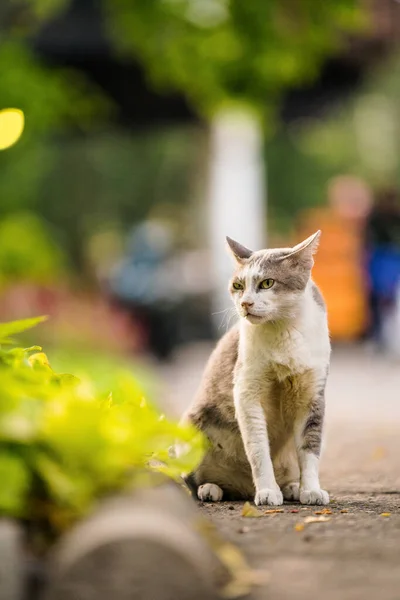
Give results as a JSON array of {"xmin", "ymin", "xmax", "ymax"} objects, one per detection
[
  {"xmin": 291, "ymin": 230, "xmax": 321, "ymax": 256},
  {"xmin": 279, "ymin": 231, "xmax": 321, "ymax": 269},
  {"xmin": 226, "ymin": 236, "xmax": 253, "ymax": 262}
]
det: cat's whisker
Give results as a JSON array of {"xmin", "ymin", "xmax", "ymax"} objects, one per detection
[
  {"xmin": 225, "ymin": 309, "xmax": 236, "ymax": 332},
  {"xmin": 212, "ymin": 308, "xmax": 230, "ymax": 316},
  {"xmin": 220, "ymin": 309, "xmax": 236, "ymax": 331},
  {"xmin": 215, "ymin": 307, "xmax": 232, "ymax": 330}
]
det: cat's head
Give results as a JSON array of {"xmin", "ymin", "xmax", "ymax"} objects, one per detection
[{"xmin": 226, "ymin": 231, "xmax": 320, "ymax": 324}]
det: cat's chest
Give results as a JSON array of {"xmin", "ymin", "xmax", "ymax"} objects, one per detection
[{"xmin": 250, "ymin": 327, "xmax": 312, "ymax": 380}]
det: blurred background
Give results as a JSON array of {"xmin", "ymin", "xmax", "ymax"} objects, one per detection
[
  {"xmin": 2, "ymin": 0, "xmax": 400, "ymax": 376},
  {"xmin": 3, "ymin": 7, "xmax": 400, "ymax": 596}
]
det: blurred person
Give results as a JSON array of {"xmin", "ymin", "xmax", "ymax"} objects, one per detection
[
  {"xmin": 107, "ymin": 219, "xmax": 215, "ymax": 360},
  {"xmin": 108, "ymin": 220, "xmax": 182, "ymax": 360},
  {"xmin": 296, "ymin": 176, "xmax": 372, "ymax": 342},
  {"xmin": 364, "ymin": 187, "xmax": 400, "ymax": 349}
]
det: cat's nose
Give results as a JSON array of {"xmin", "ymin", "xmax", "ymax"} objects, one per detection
[{"xmin": 241, "ymin": 300, "xmax": 254, "ymax": 309}]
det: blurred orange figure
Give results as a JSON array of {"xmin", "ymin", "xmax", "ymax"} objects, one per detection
[{"xmin": 296, "ymin": 176, "xmax": 372, "ymax": 341}]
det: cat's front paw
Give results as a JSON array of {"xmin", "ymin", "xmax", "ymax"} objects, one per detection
[
  {"xmin": 255, "ymin": 488, "xmax": 283, "ymax": 506},
  {"xmin": 198, "ymin": 483, "xmax": 223, "ymax": 502},
  {"xmin": 281, "ymin": 482, "xmax": 300, "ymax": 502},
  {"xmin": 300, "ymin": 488, "xmax": 329, "ymax": 506}
]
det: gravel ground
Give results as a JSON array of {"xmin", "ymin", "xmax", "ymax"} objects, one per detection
[
  {"xmin": 153, "ymin": 343, "xmax": 400, "ymax": 599},
  {"xmin": 200, "ymin": 493, "xmax": 400, "ymax": 600}
]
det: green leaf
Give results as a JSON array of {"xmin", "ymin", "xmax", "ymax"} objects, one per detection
[
  {"xmin": 34, "ymin": 453, "xmax": 84, "ymax": 507},
  {"xmin": 0, "ymin": 316, "xmax": 48, "ymax": 344},
  {"xmin": 0, "ymin": 453, "xmax": 30, "ymax": 515}
]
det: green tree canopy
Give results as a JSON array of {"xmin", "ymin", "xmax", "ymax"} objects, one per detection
[
  {"xmin": 105, "ymin": 0, "xmax": 366, "ymax": 120},
  {"xmin": 3, "ymin": 0, "xmax": 366, "ymax": 124}
]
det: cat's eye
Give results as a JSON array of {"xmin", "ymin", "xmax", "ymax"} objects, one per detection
[
  {"xmin": 259, "ymin": 279, "xmax": 274, "ymax": 289},
  {"xmin": 232, "ymin": 281, "xmax": 244, "ymax": 291}
]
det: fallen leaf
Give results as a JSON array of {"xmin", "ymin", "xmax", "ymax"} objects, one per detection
[
  {"xmin": 380, "ymin": 512, "xmax": 391, "ymax": 517},
  {"xmin": 315, "ymin": 509, "xmax": 332, "ymax": 515},
  {"xmin": 340, "ymin": 509, "xmax": 349, "ymax": 513},
  {"xmin": 196, "ymin": 518, "xmax": 266, "ymax": 598},
  {"xmin": 304, "ymin": 516, "xmax": 331, "ymax": 524},
  {"xmin": 371, "ymin": 446, "xmax": 387, "ymax": 461},
  {"xmin": 222, "ymin": 568, "xmax": 270, "ymax": 598},
  {"xmin": 294, "ymin": 523, "xmax": 305, "ymax": 532},
  {"xmin": 264, "ymin": 508, "xmax": 284, "ymax": 514},
  {"xmin": 242, "ymin": 502, "xmax": 263, "ymax": 518},
  {"xmin": 290, "ymin": 509, "xmax": 299, "ymax": 513}
]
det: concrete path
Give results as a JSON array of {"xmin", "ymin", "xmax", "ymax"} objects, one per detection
[{"xmin": 155, "ymin": 343, "xmax": 400, "ymax": 600}]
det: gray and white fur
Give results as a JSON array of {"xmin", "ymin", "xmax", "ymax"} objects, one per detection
[{"xmin": 182, "ymin": 231, "xmax": 330, "ymax": 506}]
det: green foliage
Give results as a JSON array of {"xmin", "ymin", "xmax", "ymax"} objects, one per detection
[
  {"xmin": 105, "ymin": 0, "xmax": 366, "ymax": 118},
  {"xmin": 8, "ymin": 0, "xmax": 69, "ymax": 22},
  {"xmin": 0, "ymin": 41, "xmax": 112, "ymax": 214},
  {"xmin": 0, "ymin": 317, "xmax": 204, "ymax": 544},
  {"xmin": 266, "ymin": 51, "xmax": 400, "ymax": 233},
  {"xmin": 34, "ymin": 127, "xmax": 199, "ymax": 269},
  {"xmin": 4, "ymin": 0, "xmax": 367, "ymax": 122},
  {"xmin": 297, "ymin": 53, "xmax": 400, "ymax": 188},
  {"xmin": 0, "ymin": 212, "xmax": 66, "ymax": 287},
  {"xmin": 0, "ymin": 316, "xmax": 48, "ymax": 343},
  {"xmin": 0, "ymin": 0, "xmax": 370, "ymax": 271},
  {"xmin": 266, "ymin": 127, "xmax": 333, "ymax": 232}
]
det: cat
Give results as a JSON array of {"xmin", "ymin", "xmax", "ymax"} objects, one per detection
[{"xmin": 182, "ymin": 231, "xmax": 330, "ymax": 506}]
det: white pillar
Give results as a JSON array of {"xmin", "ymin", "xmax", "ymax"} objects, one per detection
[{"xmin": 207, "ymin": 109, "xmax": 267, "ymax": 332}]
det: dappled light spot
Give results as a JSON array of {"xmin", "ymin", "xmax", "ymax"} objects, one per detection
[{"xmin": 0, "ymin": 108, "xmax": 25, "ymax": 151}]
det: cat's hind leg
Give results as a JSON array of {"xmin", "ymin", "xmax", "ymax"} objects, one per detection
[
  {"xmin": 281, "ymin": 482, "xmax": 300, "ymax": 502},
  {"xmin": 274, "ymin": 444, "xmax": 300, "ymax": 502},
  {"xmin": 197, "ymin": 483, "xmax": 223, "ymax": 502},
  {"xmin": 191, "ymin": 448, "xmax": 254, "ymax": 502}
]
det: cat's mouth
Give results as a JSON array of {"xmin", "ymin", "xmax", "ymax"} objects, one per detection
[{"xmin": 243, "ymin": 312, "xmax": 265, "ymax": 323}]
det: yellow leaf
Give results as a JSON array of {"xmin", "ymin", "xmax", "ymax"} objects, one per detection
[
  {"xmin": 380, "ymin": 512, "xmax": 391, "ymax": 517},
  {"xmin": 340, "ymin": 509, "xmax": 349, "ymax": 513},
  {"xmin": 315, "ymin": 509, "xmax": 332, "ymax": 515},
  {"xmin": 242, "ymin": 501, "xmax": 263, "ymax": 518},
  {"xmin": 196, "ymin": 518, "xmax": 268, "ymax": 598},
  {"xmin": 371, "ymin": 446, "xmax": 387, "ymax": 461},
  {"xmin": 304, "ymin": 516, "xmax": 331, "ymax": 524},
  {"xmin": 264, "ymin": 508, "xmax": 284, "ymax": 514},
  {"xmin": 294, "ymin": 523, "xmax": 305, "ymax": 532},
  {"xmin": 0, "ymin": 109, "xmax": 25, "ymax": 150}
]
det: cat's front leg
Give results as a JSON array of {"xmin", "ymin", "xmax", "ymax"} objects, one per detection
[
  {"xmin": 234, "ymin": 378, "xmax": 283, "ymax": 506},
  {"xmin": 295, "ymin": 385, "xmax": 329, "ymax": 506}
]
